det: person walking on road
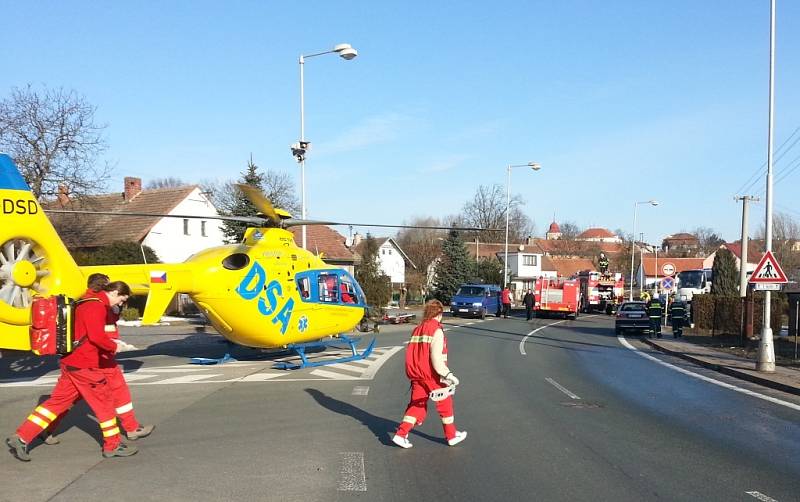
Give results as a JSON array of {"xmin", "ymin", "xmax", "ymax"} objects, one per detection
[
  {"xmin": 523, "ymin": 289, "xmax": 535, "ymax": 321},
  {"xmin": 38, "ymin": 274, "xmax": 155, "ymax": 446},
  {"xmin": 646, "ymin": 296, "xmax": 663, "ymax": 339},
  {"xmin": 669, "ymin": 299, "xmax": 686, "ymax": 338},
  {"xmin": 392, "ymin": 300, "xmax": 467, "ymax": 449},
  {"xmin": 6, "ymin": 281, "xmax": 138, "ymax": 461},
  {"xmin": 501, "ymin": 286, "xmax": 512, "ymax": 318}
]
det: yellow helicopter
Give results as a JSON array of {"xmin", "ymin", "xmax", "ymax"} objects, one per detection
[{"xmin": 0, "ymin": 153, "xmax": 480, "ymax": 367}]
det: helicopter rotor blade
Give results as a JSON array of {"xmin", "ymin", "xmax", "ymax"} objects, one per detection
[
  {"xmin": 45, "ymin": 209, "xmax": 266, "ymax": 225},
  {"xmin": 282, "ymin": 219, "xmax": 499, "ymax": 232},
  {"xmin": 234, "ymin": 184, "xmax": 281, "ymax": 225}
]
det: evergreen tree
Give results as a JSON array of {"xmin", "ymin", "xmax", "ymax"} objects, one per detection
[
  {"xmin": 473, "ymin": 258, "xmax": 503, "ymax": 285},
  {"xmin": 711, "ymin": 248, "xmax": 738, "ymax": 296},
  {"xmin": 221, "ymin": 158, "xmax": 264, "ymax": 244},
  {"xmin": 432, "ymin": 230, "xmax": 471, "ymax": 303},
  {"xmin": 355, "ymin": 234, "xmax": 392, "ymax": 308}
]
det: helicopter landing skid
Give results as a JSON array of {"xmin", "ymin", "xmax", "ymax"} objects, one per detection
[{"xmin": 273, "ymin": 335, "xmax": 376, "ymax": 370}]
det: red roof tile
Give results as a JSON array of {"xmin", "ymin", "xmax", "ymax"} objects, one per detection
[
  {"xmin": 577, "ymin": 228, "xmax": 617, "ymax": 239},
  {"xmin": 544, "ymin": 257, "xmax": 596, "ymax": 277},
  {"xmin": 722, "ymin": 242, "xmax": 764, "ymax": 264},
  {"xmin": 289, "ymin": 226, "xmax": 357, "ymax": 263},
  {"xmin": 641, "ymin": 257, "xmax": 705, "ymax": 276}
]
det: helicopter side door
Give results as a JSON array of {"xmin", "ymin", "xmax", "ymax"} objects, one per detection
[{"xmin": 295, "ymin": 269, "xmax": 364, "ymax": 335}]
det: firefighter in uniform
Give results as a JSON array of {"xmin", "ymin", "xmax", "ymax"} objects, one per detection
[
  {"xmin": 392, "ymin": 300, "xmax": 467, "ymax": 448},
  {"xmin": 646, "ymin": 296, "xmax": 663, "ymax": 338},
  {"xmin": 598, "ymin": 252, "xmax": 609, "ymax": 275},
  {"xmin": 39, "ymin": 274, "xmax": 155, "ymax": 445},
  {"xmin": 6, "ymin": 281, "xmax": 137, "ymax": 461},
  {"xmin": 670, "ymin": 299, "xmax": 686, "ymax": 338}
]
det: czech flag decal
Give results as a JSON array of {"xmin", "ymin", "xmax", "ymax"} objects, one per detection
[{"xmin": 150, "ymin": 271, "xmax": 167, "ymax": 283}]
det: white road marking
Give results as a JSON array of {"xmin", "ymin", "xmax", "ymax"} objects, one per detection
[
  {"xmin": 519, "ymin": 320, "xmax": 567, "ymax": 355},
  {"xmin": 328, "ymin": 362, "xmax": 370, "ymax": 374},
  {"xmin": 746, "ymin": 491, "xmax": 779, "ymax": 501},
  {"xmin": 352, "ymin": 386, "xmax": 369, "ymax": 396},
  {"xmin": 146, "ymin": 374, "xmax": 223, "ymax": 385},
  {"xmin": 338, "ymin": 452, "xmax": 367, "ymax": 491},
  {"xmin": 237, "ymin": 373, "xmax": 287, "ymax": 382},
  {"xmin": 618, "ymin": 335, "xmax": 800, "ymax": 412},
  {"xmin": 545, "ymin": 377, "xmax": 581, "ymax": 400},
  {"xmin": 309, "ymin": 369, "xmax": 361, "ymax": 380},
  {"xmin": 359, "ymin": 346, "xmax": 403, "ymax": 380}
]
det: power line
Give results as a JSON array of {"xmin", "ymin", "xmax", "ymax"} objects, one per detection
[{"xmin": 735, "ymin": 125, "xmax": 800, "ymax": 195}]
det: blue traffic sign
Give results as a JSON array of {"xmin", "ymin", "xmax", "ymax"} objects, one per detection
[{"xmin": 661, "ymin": 276, "xmax": 675, "ymax": 290}]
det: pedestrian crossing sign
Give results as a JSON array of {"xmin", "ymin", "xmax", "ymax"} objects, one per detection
[{"xmin": 749, "ymin": 251, "xmax": 788, "ymax": 284}]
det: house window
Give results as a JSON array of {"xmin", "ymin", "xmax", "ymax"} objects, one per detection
[
  {"xmin": 201, "ymin": 220, "xmax": 207, "ymax": 237},
  {"xmin": 388, "ymin": 249, "xmax": 392, "ymax": 255},
  {"xmin": 381, "ymin": 249, "xmax": 385, "ymax": 255},
  {"xmin": 183, "ymin": 219, "xmax": 189, "ymax": 235},
  {"xmin": 523, "ymin": 255, "xmax": 537, "ymax": 266}
]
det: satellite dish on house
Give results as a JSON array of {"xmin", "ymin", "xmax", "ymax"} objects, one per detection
[{"xmin": 518, "ymin": 245, "xmax": 525, "ymax": 251}]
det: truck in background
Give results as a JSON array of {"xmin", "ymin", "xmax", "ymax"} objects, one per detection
[
  {"xmin": 576, "ymin": 270, "xmax": 625, "ymax": 315},
  {"xmin": 534, "ymin": 277, "xmax": 580, "ymax": 319},
  {"xmin": 675, "ymin": 268, "xmax": 713, "ymax": 302}
]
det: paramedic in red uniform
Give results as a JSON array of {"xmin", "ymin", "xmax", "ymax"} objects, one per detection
[
  {"xmin": 38, "ymin": 274, "xmax": 154, "ymax": 446},
  {"xmin": 6, "ymin": 281, "xmax": 138, "ymax": 461},
  {"xmin": 392, "ymin": 300, "xmax": 467, "ymax": 448},
  {"xmin": 501, "ymin": 286, "xmax": 512, "ymax": 318}
]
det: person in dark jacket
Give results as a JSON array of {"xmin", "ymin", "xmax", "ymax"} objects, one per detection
[
  {"xmin": 670, "ymin": 300, "xmax": 686, "ymax": 338},
  {"xmin": 523, "ymin": 289, "xmax": 535, "ymax": 321},
  {"xmin": 646, "ymin": 297, "xmax": 663, "ymax": 338}
]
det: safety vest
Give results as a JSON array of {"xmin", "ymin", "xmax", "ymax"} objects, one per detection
[
  {"xmin": 647, "ymin": 301, "xmax": 662, "ymax": 319},
  {"xmin": 405, "ymin": 318, "xmax": 447, "ymax": 382},
  {"xmin": 670, "ymin": 304, "xmax": 686, "ymax": 319}
]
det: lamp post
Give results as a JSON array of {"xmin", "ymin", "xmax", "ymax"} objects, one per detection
[
  {"xmin": 293, "ymin": 43, "xmax": 358, "ymax": 249},
  {"xmin": 629, "ymin": 200, "xmax": 658, "ymax": 300},
  {"xmin": 504, "ymin": 162, "xmax": 541, "ymax": 288}
]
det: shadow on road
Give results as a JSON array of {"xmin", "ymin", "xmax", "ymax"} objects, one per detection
[{"xmin": 304, "ymin": 388, "xmax": 445, "ymax": 446}]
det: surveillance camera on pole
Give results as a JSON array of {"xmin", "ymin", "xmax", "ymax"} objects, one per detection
[{"xmin": 291, "ymin": 141, "xmax": 310, "ymax": 163}]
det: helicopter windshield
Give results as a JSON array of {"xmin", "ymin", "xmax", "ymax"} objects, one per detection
[{"xmin": 296, "ymin": 269, "xmax": 364, "ymax": 307}]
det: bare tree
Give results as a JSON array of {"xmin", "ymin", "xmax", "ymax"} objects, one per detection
[
  {"xmin": 558, "ymin": 221, "xmax": 583, "ymax": 240},
  {"xmin": 692, "ymin": 226, "xmax": 725, "ymax": 255},
  {"xmin": 459, "ymin": 184, "xmax": 534, "ymax": 243},
  {"xmin": 755, "ymin": 212, "xmax": 800, "ymax": 280},
  {"xmin": 0, "ymin": 84, "xmax": 110, "ymax": 199},
  {"xmin": 203, "ymin": 167, "xmax": 301, "ymax": 217},
  {"xmin": 146, "ymin": 177, "xmax": 188, "ymax": 189},
  {"xmin": 395, "ymin": 216, "xmax": 447, "ymax": 280}
]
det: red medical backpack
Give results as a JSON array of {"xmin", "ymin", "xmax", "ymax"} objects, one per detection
[{"xmin": 29, "ymin": 295, "xmax": 99, "ymax": 356}]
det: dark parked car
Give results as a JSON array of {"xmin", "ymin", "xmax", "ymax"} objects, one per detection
[{"xmin": 615, "ymin": 301, "xmax": 650, "ymax": 335}]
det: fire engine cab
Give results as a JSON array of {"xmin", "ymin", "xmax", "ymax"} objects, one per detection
[
  {"xmin": 534, "ymin": 277, "xmax": 580, "ymax": 319},
  {"xmin": 576, "ymin": 270, "xmax": 624, "ymax": 315}
]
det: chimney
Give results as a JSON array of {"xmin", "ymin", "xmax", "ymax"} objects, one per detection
[
  {"xmin": 525, "ymin": 235, "xmax": 532, "ymax": 245},
  {"xmin": 57, "ymin": 184, "xmax": 70, "ymax": 206},
  {"xmin": 124, "ymin": 177, "xmax": 142, "ymax": 201}
]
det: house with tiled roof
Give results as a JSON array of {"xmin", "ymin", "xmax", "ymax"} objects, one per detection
[
  {"xmin": 47, "ymin": 177, "xmax": 225, "ymax": 263},
  {"xmin": 353, "ymin": 235, "xmax": 416, "ymax": 287},
  {"xmin": 288, "ymin": 225, "xmax": 359, "ymax": 274},
  {"xmin": 661, "ymin": 232, "xmax": 699, "ymax": 254},
  {"xmin": 635, "ymin": 256, "xmax": 709, "ymax": 289},
  {"xmin": 576, "ymin": 227, "xmax": 621, "ymax": 243},
  {"xmin": 545, "ymin": 221, "xmax": 562, "ymax": 240},
  {"xmin": 704, "ymin": 241, "xmax": 764, "ymax": 279}
]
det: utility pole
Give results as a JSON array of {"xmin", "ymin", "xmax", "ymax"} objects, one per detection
[
  {"xmin": 758, "ymin": 0, "xmax": 777, "ymax": 373},
  {"xmin": 736, "ymin": 195, "xmax": 758, "ymax": 345}
]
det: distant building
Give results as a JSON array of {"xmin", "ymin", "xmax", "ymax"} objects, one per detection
[
  {"xmin": 576, "ymin": 228, "xmax": 622, "ymax": 243},
  {"xmin": 48, "ymin": 176, "xmax": 225, "ymax": 263},
  {"xmin": 353, "ymin": 235, "xmax": 416, "ymax": 288},
  {"xmin": 636, "ymin": 256, "xmax": 708, "ymax": 289},
  {"xmin": 545, "ymin": 221, "xmax": 562, "ymax": 240},
  {"xmin": 661, "ymin": 233, "xmax": 700, "ymax": 254}
]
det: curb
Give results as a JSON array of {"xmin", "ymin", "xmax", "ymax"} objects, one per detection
[{"xmin": 641, "ymin": 338, "xmax": 800, "ymax": 398}]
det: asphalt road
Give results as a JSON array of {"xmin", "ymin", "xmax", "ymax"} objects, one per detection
[{"xmin": 1, "ymin": 313, "xmax": 799, "ymax": 501}]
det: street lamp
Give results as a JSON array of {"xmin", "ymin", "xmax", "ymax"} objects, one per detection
[
  {"xmin": 504, "ymin": 162, "xmax": 541, "ymax": 289},
  {"xmin": 629, "ymin": 200, "xmax": 658, "ymax": 300},
  {"xmin": 293, "ymin": 43, "xmax": 358, "ymax": 249}
]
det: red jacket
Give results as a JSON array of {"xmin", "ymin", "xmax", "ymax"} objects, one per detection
[
  {"xmin": 501, "ymin": 289, "xmax": 511, "ymax": 304},
  {"xmin": 61, "ymin": 290, "xmax": 117, "ymax": 369},
  {"xmin": 405, "ymin": 318, "xmax": 447, "ymax": 382}
]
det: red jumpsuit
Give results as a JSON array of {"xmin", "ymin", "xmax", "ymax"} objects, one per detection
[
  {"xmin": 44, "ymin": 299, "xmax": 143, "ymax": 435},
  {"xmin": 15, "ymin": 290, "xmax": 122, "ymax": 452},
  {"xmin": 395, "ymin": 318, "xmax": 458, "ymax": 441}
]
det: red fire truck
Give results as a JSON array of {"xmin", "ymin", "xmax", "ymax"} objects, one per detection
[
  {"xmin": 576, "ymin": 271, "xmax": 625, "ymax": 315},
  {"xmin": 534, "ymin": 277, "xmax": 580, "ymax": 319}
]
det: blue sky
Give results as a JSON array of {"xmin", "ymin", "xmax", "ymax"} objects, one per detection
[{"xmin": 3, "ymin": 1, "xmax": 800, "ymax": 244}]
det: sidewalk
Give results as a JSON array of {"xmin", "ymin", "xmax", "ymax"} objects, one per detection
[{"xmin": 643, "ymin": 332, "xmax": 800, "ymax": 397}]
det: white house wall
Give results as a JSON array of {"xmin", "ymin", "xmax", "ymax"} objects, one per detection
[
  {"xmin": 141, "ymin": 188, "xmax": 226, "ymax": 263},
  {"xmin": 378, "ymin": 242, "xmax": 405, "ymax": 284}
]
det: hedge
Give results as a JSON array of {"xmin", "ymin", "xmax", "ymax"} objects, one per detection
[{"xmin": 692, "ymin": 293, "xmax": 785, "ymax": 335}]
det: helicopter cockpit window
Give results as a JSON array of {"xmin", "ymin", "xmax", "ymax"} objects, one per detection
[
  {"xmin": 339, "ymin": 276, "xmax": 357, "ymax": 303},
  {"xmin": 222, "ymin": 253, "xmax": 250, "ymax": 270},
  {"xmin": 319, "ymin": 274, "xmax": 339, "ymax": 303},
  {"xmin": 297, "ymin": 277, "xmax": 310, "ymax": 299}
]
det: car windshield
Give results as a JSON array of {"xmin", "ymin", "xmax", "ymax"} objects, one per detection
[
  {"xmin": 677, "ymin": 270, "xmax": 704, "ymax": 289},
  {"xmin": 456, "ymin": 287, "xmax": 485, "ymax": 297},
  {"xmin": 620, "ymin": 303, "xmax": 646, "ymax": 312}
]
